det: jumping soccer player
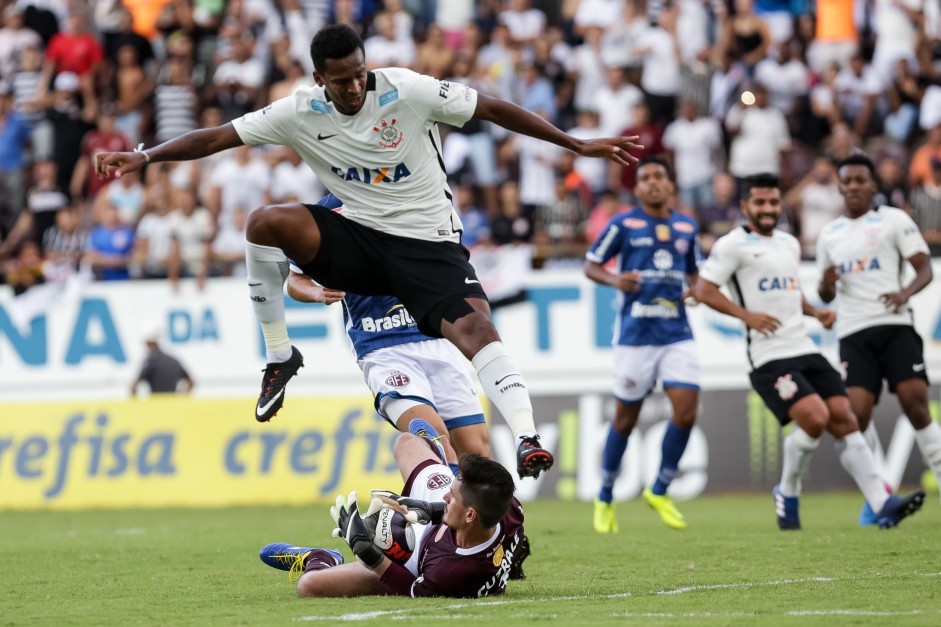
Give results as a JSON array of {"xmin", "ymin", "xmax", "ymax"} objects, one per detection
[
  {"xmin": 585, "ymin": 156, "xmax": 702, "ymax": 532},
  {"xmin": 817, "ymin": 152, "xmax": 941, "ymax": 519},
  {"xmin": 693, "ymin": 172, "xmax": 925, "ymax": 530},
  {"xmin": 97, "ymin": 24, "xmax": 641, "ymax": 478}
]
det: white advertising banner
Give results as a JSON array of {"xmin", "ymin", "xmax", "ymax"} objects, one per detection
[{"xmin": 1, "ymin": 262, "xmax": 940, "ymax": 400}]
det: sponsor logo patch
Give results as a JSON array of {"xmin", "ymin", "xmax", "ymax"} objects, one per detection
[
  {"xmin": 656, "ymin": 224, "xmax": 671, "ymax": 241},
  {"xmin": 310, "ymin": 99, "xmax": 330, "ymax": 113},
  {"xmin": 623, "ymin": 218, "xmax": 647, "ymax": 229},
  {"xmin": 378, "ymin": 88, "xmax": 399, "ymax": 106},
  {"xmin": 673, "ymin": 221, "xmax": 695, "ymax": 233}
]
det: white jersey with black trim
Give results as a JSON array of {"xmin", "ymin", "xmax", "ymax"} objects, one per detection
[
  {"xmin": 816, "ymin": 206, "xmax": 930, "ymax": 339},
  {"xmin": 699, "ymin": 226, "xmax": 818, "ymax": 370},
  {"xmin": 231, "ymin": 68, "xmax": 478, "ymax": 243}
]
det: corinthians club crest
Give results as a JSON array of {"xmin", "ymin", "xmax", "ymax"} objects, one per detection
[{"xmin": 373, "ymin": 118, "xmax": 404, "ymax": 148}]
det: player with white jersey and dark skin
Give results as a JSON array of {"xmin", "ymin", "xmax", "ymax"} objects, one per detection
[
  {"xmin": 693, "ymin": 173, "xmax": 925, "ymax": 530},
  {"xmin": 585, "ymin": 156, "xmax": 702, "ymax": 532},
  {"xmin": 817, "ymin": 153, "xmax": 941, "ymax": 515},
  {"xmin": 96, "ymin": 25, "xmax": 642, "ymax": 479}
]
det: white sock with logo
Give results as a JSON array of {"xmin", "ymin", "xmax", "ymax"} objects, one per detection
[
  {"xmin": 914, "ymin": 421, "xmax": 941, "ymax": 496},
  {"xmin": 780, "ymin": 427, "xmax": 819, "ymax": 497},
  {"xmin": 471, "ymin": 342, "xmax": 536, "ymax": 441},
  {"xmin": 836, "ymin": 431, "xmax": 889, "ymax": 512},
  {"xmin": 247, "ymin": 242, "xmax": 292, "ymax": 363}
]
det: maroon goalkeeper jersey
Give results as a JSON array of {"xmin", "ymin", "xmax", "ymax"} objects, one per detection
[{"xmin": 379, "ymin": 498, "xmax": 525, "ymax": 598}]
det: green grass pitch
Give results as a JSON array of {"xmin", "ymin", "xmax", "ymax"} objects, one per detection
[{"xmin": 2, "ymin": 493, "xmax": 939, "ymax": 625}]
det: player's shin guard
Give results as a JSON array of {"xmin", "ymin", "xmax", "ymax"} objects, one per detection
[
  {"xmin": 914, "ymin": 421, "xmax": 941, "ymax": 497},
  {"xmin": 472, "ymin": 342, "xmax": 536, "ymax": 440},
  {"xmin": 836, "ymin": 431, "xmax": 889, "ymax": 512},
  {"xmin": 247, "ymin": 242, "xmax": 292, "ymax": 362},
  {"xmin": 780, "ymin": 427, "xmax": 819, "ymax": 497},
  {"xmin": 599, "ymin": 426, "xmax": 629, "ymax": 503},
  {"xmin": 652, "ymin": 421, "xmax": 691, "ymax": 496}
]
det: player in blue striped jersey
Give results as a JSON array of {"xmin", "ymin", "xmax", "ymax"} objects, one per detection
[{"xmin": 584, "ymin": 156, "xmax": 703, "ymax": 532}]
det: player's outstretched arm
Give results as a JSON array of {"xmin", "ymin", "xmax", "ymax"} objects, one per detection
[
  {"xmin": 96, "ymin": 124, "xmax": 244, "ymax": 179},
  {"xmin": 286, "ymin": 271, "xmax": 346, "ymax": 304},
  {"xmin": 692, "ymin": 276, "xmax": 781, "ymax": 336},
  {"xmin": 473, "ymin": 94, "xmax": 642, "ymax": 166}
]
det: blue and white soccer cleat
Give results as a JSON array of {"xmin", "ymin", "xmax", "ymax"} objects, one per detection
[
  {"xmin": 773, "ymin": 485, "xmax": 801, "ymax": 530},
  {"xmin": 875, "ymin": 490, "xmax": 926, "ymax": 529},
  {"xmin": 259, "ymin": 543, "xmax": 343, "ymax": 580},
  {"xmin": 407, "ymin": 418, "xmax": 448, "ymax": 465}
]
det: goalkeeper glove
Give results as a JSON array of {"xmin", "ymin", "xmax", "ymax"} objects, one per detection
[
  {"xmin": 370, "ymin": 489, "xmax": 445, "ymax": 525},
  {"xmin": 330, "ymin": 491, "xmax": 385, "ymax": 569}
]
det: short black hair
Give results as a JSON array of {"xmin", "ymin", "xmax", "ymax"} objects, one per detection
[
  {"xmin": 837, "ymin": 152, "xmax": 876, "ymax": 179},
  {"xmin": 741, "ymin": 172, "xmax": 780, "ymax": 199},
  {"xmin": 636, "ymin": 155, "xmax": 674, "ymax": 182},
  {"xmin": 457, "ymin": 454, "xmax": 515, "ymax": 528},
  {"xmin": 310, "ymin": 24, "xmax": 364, "ymax": 73}
]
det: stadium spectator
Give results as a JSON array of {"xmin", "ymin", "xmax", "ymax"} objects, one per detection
[
  {"xmin": 569, "ymin": 26, "xmax": 606, "ymax": 117},
  {"xmin": 874, "ymin": 152, "xmax": 910, "ymax": 209},
  {"xmin": 0, "ymin": 84, "xmax": 30, "ymax": 228},
  {"xmin": 45, "ymin": 71, "xmax": 97, "ymax": 195},
  {"xmin": 3, "ymin": 238, "xmax": 44, "ymax": 295},
  {"xmin": 270, "ymin": 147, "xmax": 324, "ymax": 204},
  {"xmin": 754, "ymin": 39, "xmax": 809, "ymax": 119},
  {"xmin": 499, "ymin": 0, "xmax": 546, "ymax": 46},
  {"xmin": 631, "ymin": 4, "xmax": 681, "ymax": 126},
  {"xmin": 909, "ymin": 124, "xmax": 941, "ymax": 187},
  {"xmin": 833, "ymin": 54, "xmax": 882, "ymax": 138},
  {"xmin": 871, "ymin": 0, "xmax": 922, "ymax": 86},
  {"xmin": 491, "ymin": 181, "xmax": 534, "ymax": 245},
  {"xmin": 0, "ymin": 4, "xmax": 42, "ymax": 80},
  {"xmin": 93, "ymin": 167, "xmax": 144, "ymax": 227},
  {"xmin": 207, "ymin": 144, "xmax": 271, "ymax": 231},
  {"xmin": 595, "ymin": 65, "xmax": 643, "ymax": 138},
  {"xmin": 611, "ymin": 102, "xmax": 664, "ymax": 197},
  {"xmin": 69, "ymin": 103, "xmax": 131, "ymax": 203},
  {"xmin": 698, "ymin": 171, "xmax": 746, "ymax": 255},
  {"xmin": 10, "ymin": 44, "xmax": 47, "ymax": 147},
  {"xmin": 455, "ymin": 185, "xmax": 490, "ymax": 247},
  {"xmin": 100, "ymin": 5, "xmax": 155, "ymax": 71},
  {"xmin": 43, "ymin": 6, "xmax": 103, "ymax": 79},
  {"xmin": 153, "ymin": 54, "xmax": 198, "ymax": 144},
  {"xmin": 130, "ymin": 325, "xmax": 195, "ymax": 396},
  {"xmin": 85, "ymin": 203, "xmax": 135, "ymax": 281},
  {"xmin": 584, "ymin": 189, "xmax": 627, "ymax": 247},
  {"xmin": 883, "ymin": 58, "xmax": 921, "ymax": 143},
  {"xmin": 213, "ymin": 28, "xmax": 265, "ymax": 121},
  {"xmin": 113, "ymin": 43, "xmax": 151, "ymax": 145},
  {"xmin": 516, "ymin": 58, "xmax": 556, "ymax": 124},
  {"xmin": 806, "ymin": 0, "xmax": 857, "ymax": 73},
  {"xmin": 210, "ymin": 205, "xmax": 247, "ymax": 277},
  {"xmin": 568, "ymin": 110, "xmax": 607, "ymax": 195},
  {"xmin": 365, "ymin": 10, "xmax": 416, "ymax": 70},
  {"xmin": 167, "ymin": 187, "xmax": 212, "ymax": 289},
  {"xmin": 909, "ymin": 157, "xmax": 941, "ymax": 255},
  {"xmin": 726, "ymin": 85, "xmax": 791, "ymax": 183},
  {"xmin": 0, "ymin": 159, "xmax": 66, "ymax": 260},
  {"xmin": 133, "ymin": 191, "xmax": 174, "ymax": 279},
  {"xmin": 663, "ymin": 98, "xmax": 723, "ymax": 212},
  {"xmin": 715, "ymin": 0, "xmax": 771, "ymax": 74},
  {"xmin": 413, "ymin": 23, "xmax": 454, "ymax": 79},
  {"xmin": 783, "ymin": 156, "xmax": 841, "ymax": 259},
  {"xmin": 42, "ymin": 203, "xmax": 87, "ymax": 273}
]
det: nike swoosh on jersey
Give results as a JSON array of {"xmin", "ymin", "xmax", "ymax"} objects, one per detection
[
  {"xmin": 256, "ymin": 388, "xmax": 285, "ymax": 417},
  {"xmin": 317, "ymin": 132, "xmax": 337, "ymax": 140},
  {"xmin": 465, "ymin": 278, "xmax": 480, "ymax": 284}
]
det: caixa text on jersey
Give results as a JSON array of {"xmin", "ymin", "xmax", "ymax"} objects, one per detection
[{"xmin": 329, "ymin": 163, "xmax": 412, "ymax": 184}]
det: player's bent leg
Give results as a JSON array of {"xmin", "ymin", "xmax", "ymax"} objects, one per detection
[
  {"xmin": 448, "ymin": 423, "xmax": 491, "ymax": 458},
  {"xmin": 390, "ymin": 401, "xmax": 458, "ymax": 464},
  {"xmin": 393, "ymin": 432, "xmax": 449, "ymax": 484},
  {"xmin": 650, "ymin": 387, "xmax": 697, "ymax": 502},
  {"xmin": 245, "ymin": 203, "xmax": 322, "ymax": 265},
  {"xmin": 296, "ymin": 561, "xmax": 388, "ymax": 598},
  {"xmin": 599, "ymin": 400, "xmax": 641, "ymax": 508},
  {"xmin": 845, "ymin": 386, "xmax": 877, "ymax": 432}
]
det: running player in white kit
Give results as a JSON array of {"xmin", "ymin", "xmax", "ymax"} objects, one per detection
[
  {"xmin": 817, "ymin": 152, "xmax": 941, "ymax": 520},
  {"xmin": 693, "ymin": 173, "xmax": 924, "ymax": 530}
]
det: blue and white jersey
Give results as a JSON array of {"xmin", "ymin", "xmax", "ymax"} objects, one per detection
[
  {"xmin": 586, "ymin": 207, "xmax": 701, "ymax": 347},
  {"xmin": 309, "ymin": 194, "xmax": 433, "ymax": 359}
]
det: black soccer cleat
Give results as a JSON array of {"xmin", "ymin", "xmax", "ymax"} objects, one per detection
[
  {"xmin": 516, "ymin": 435, "xmax": 554, "ymax": 479},
  {"xmin": 508, "ymin": 534, "xmax": 531, "ymax": 581},
  {"xmin": 255, "ymin": 346, "xmax": 304, "ymax": 422}
]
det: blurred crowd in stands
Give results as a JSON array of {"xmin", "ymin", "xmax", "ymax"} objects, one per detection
[{"xmin": 1, "ymin": 0, "xmax": 941, "ymax": 296}]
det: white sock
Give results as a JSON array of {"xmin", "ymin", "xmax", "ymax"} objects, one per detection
[
  {"xmin": 836, "ymin": 431, "xmax": 889, "ymax": 512},
  {"xmin": 780, "ymin": 428, "xmax": 819, "ymax": 497},
  {"xmin": 914, "ymin": 421, "xmax": 941, "ymax": 494},
  {"xmin": 247, "ymin": 242, "xmax": 292, "ymax": 362},
  {"xmin": 861, "ymin": 422, "xmax": 884, "ymax": 475},
  {"xmin": 471, "ymin": 342, "xmax": 535, "ymax": 441}
]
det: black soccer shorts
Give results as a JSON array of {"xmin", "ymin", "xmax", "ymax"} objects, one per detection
[
  {"xmin": 749, "ymin": 353, "xmax": 846, "ymax": 425},
  {"xmin": 839, "ymin": 325, "xmax": 928, "ymax": 401},
  {"xmin": 299, "ymin": 205, "xmax": 488, "ymax": 337}
]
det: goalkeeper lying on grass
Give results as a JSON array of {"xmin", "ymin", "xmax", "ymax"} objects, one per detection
[{"xmin": 258, "ymin": 418, "xmax": 528, "ymax": 598}]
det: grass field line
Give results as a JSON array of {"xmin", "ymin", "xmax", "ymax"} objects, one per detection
[{"xmin": 295, "ymin": 573, "xmax": 941, "ymax": 622}]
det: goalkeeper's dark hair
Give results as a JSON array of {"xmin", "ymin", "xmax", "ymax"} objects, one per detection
[
  {"xmin": 741, "ymin": 172, "xmax": 780, "ymax": 200},
  {"xmin": 311, "ymin": 24, "xmax": 364, "ymax": 73},
  {"xmin": 837, "ymin": 152, "xmax": 876, "ymax": 179},
  {"xmin": 457, "ymin": 454, "xmax": 515, "ymax": 528}
]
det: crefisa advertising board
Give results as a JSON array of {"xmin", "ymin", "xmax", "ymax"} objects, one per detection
[{"xmin": 1, "ymin": 263, "xmax": 939, "ymax": 509}]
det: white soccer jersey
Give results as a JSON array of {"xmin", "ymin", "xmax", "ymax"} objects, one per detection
[
  {"xmin": 231, "ymin": 68, "xmax": 478, "ymax": 243},
  {"xmin": 699, "ymin": 227, "xmax": 818, "ymax": 370},
  {"xmin": 816, "ymin": 206, "xmax": 930, "ymax": 338}
]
